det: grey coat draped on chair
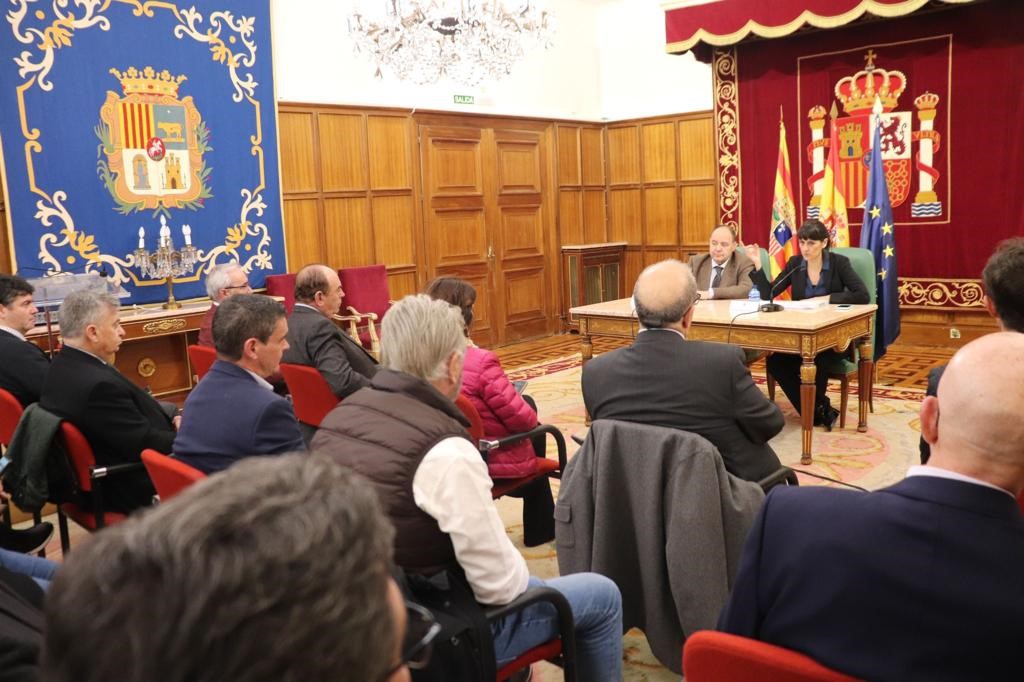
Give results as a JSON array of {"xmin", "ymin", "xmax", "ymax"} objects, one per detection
[{"xmin": 555, "ymin": 419, "xmax": 764, "ymax": 673}]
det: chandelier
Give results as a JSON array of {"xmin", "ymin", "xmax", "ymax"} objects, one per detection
[{"xmin": 348, "ymin": 1, "xmax": 554, "ymax": 87}]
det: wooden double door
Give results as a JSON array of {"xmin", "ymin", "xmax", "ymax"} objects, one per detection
[{"xmin": 419, "ymin": 121, "xmax": 554, "ymax": 347}]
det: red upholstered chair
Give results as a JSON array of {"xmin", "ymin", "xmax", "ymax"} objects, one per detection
[
  {"xmin": 187, "ymin": 344, "xmax": 217, "ymax": 383},
  {"xmin": 453, "ymin": 396, "xmax": 565, "ymax": 500},
  {"xmin": 0, "ymin": 389, "xmax": 25, "ymax": 529},
  {"xmin": 264, "ymin": 273, "xmax": 297, "ymax": 313},
  {"xmin": 488, "ymin": 586, "xmax": 577, "ymax": 681},
  {"xmin": 140, "ymin": 449, "xmax": 206, "ymax": 503},
  {"xmin": 337, "ymin": 264, "xmax": 392, "ymax": 356},
  {"xmin": 683, "ymin": 631, "xmax": 859, "ymax": 682},
  {"xmin": 279, "ymin": 363, "xmax": 340, "ymax": 429},
  {"xmin": 55, "ymin": 421, "xmax": 140, "ymax": 553}
]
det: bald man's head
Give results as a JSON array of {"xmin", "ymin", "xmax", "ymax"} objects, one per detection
[
  {"xmin": 923, "ymin": 332, "xmax": 1024, "ymax": 489},
  {"xmin": 633, "ymin": 259, "xmax": 698, "ymax": 329}
]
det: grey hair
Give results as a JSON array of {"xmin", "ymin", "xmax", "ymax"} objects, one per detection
[
  {"xmin": 58, "ymin": 290, "xmax": 119, "ymax": 339},
  {"xmin": 381, "ymin": 294, "xmax": 467, "ymax": 381},
  {"xmin": 633, "ymin": 259, "xmax": 698, "ymax": 329},
  {"xmin": 41, "ymin": 454, "xmax": 398, "ymax": 682},
  {"xmin": 204, "ymin": 262, "xmax": 242, "ymax": 300}
]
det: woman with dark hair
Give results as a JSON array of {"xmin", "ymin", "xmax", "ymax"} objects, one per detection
[
  {"xmin": 742, "ymin": 219, "xmax": 869, "ymax": 430},
  {"xmin": 423, "ymin": 277, "xmax": 554, "ymax": 546}
]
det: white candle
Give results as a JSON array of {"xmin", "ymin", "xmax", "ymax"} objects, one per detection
[
  {"xmin": 182, "ymin": 224, "xmax": 192, "ymax": 246},
  {"xmin": 138, "ymin": 226, "xmax": 145, "ymax": 249}
]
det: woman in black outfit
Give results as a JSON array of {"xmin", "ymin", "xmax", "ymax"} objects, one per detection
[{"xmin": 742, "ymin": 219, "xmax": 869, "ymax": 430}]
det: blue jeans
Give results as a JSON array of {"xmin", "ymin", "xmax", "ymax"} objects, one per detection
[
  {"xmin": 491, "ymin": 573, "xmax": 623, "ymax": 681},
  {"xmin": 0, "ymin": 547, "xmax": 59, "ymax": 590}
]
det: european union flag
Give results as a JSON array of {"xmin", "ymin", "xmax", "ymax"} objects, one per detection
[{"xmin": 860, "ymin": 118, "xmax": 901, "ymax": 360}]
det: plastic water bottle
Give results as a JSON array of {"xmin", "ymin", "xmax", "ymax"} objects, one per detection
[{"xmin": 748, "ymin": 287, "xmax": 762, "ymax": 303}]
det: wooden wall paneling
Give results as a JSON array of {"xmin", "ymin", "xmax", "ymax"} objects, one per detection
[
  {"xmin": 278, "ymin": 111, "xmax": 318, "ymax": 194},
  {"xmin": 583, "ymin": 189, "xmax": 606, "ymax": 243},
  {"xmin": 372, "ymin": 194, "xmax": 417, "ymax": 265},
  {"xmin": 386, "ymin": 267, "xmax": 419, "ymax": 299},
  {"xmin": 318, "ymin": 113, "xmax": 368, "ymax": 192},
  {"xmin": 556, "ymin": 125, "xmax": 581, "ymax": 186},
  {"xmin": 323, "ymin": 196, "xmax": 372, "ymax": 267},
  {"xmin": 606, "ymin": 126, "xmax": 641, "ymax": 185},
  {"xmin": 681, "ymin": 184, "xmax": 717, "ymax": 246},
  {"xmin": 678, "ymin": 117, "xmax": 716, "ymax": 181},
  {"xmin": 282, "ymin": 198, "xmax": 323, "ymax": 272},
  {"xmin": 502, "ymin": 264, "xmax": 548, "ymax": 341},
  {"xmin": 501, "ymin": 204, "xmax": 543, "ymax": 257},
  {"xmin": 624, "ymin": 248, "xmax": 645, "ymax": 291},
  {"xmin": 642, "ymin": 121, "xmax": 678, "ymax": 183},
  {"xmin": 580, "ymin": 127, "xmax": 605, "ymax": 186},
  {"xmin": 607, "ymin": 188, "xmax": 641, "ymax": 243},
  {"xmin": 425, "ymin": 128, "xmax": 485, "ymax": 196},
  {"xmin": 643, "ymin": 185, "xmax": 679, "ymax": 245},
  {"xmin": 496, "ymin": 138, "xmax": 542, "ymax": 194},
  {"xmin": 367, "ymin": 115, "xmax": 413, "ymax": 190},
  {"xmin": 559, "ymin": 190, "xmax": 584, "ymax": 245}
]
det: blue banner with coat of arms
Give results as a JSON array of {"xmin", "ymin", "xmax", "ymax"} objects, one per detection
[{"xmin": 0, "ymin": 0, "xmax": 284, "ymax": 304}]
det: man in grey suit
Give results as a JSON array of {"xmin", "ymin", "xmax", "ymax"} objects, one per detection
[
  {"xmin": 582, "ymin": 259, "xmax": 783, "ymax": 482},
  {"xmin": 687, "ymin": 225, "xmax": 754, "ymax": 300},
  {"xmin": 282, "ymin": 264, "xmax": 377, "ymax": 401}
]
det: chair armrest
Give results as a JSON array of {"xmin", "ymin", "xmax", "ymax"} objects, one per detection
[
  {"xmin": 89, "ymin": 461, "xmax": 146, "ymax": 480},
  {"xmin": 480, "ymin": 424, "xmax": 567, "ymax": 474},
  {"xmin": 484, "ymin": 586, "xmax": 576, "ymax": 680},
  {"xmin": 571, "ymin": 432, "xmax": 586, "ymax": 446},
  {"xmin": 332, "ymin": 313, "xmax": 367, "ymax": 346},
  {"xmin": 757, "ymin": 466, "xmax": 798, "ymax": 491}
]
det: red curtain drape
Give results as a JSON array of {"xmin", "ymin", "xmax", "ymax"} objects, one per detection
[{"xmin": 732, "ymin": 0, "xmax": 1024, "ymax": 281}]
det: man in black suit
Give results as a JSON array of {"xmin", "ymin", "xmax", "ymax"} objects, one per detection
[
  {"xmin": 921, "ymin": 237, "xmax": 1024, "ymax": 462},
  {"xmin": 687, "ymin": 225, "xmax": 754, "ymax": 300},
  {"xmin": 39, "ymin": 290, "xmax": 177, "ymax": 513},
  {"xmin": 582, "ymin": 259, "xmax": 784, "ymax": 482},
  {"xmin": 282, "ymin": 263, "xmax": 377, "ymax": 400},
  {"xmin": 718, "ymin": 331, "xmax": 1024, "ymax": 680},
  {"xmin": 0, "ymin": 275, "xmax": 49, "ymax": 408}
]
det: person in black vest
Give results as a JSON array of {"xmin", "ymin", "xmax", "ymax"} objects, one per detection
[
  {"xmin": 39, "ymin": 290, "xmax": 177, "ymax": 513},
  {"xmin": 41, "ymin": 454, "xmax": 419, "ymax": 682},
  {"xmin": 313, "ymin": 295, "xmax": 624, "ymax": 681}
]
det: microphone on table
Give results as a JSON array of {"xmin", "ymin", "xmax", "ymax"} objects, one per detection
[{"xmin": 759, "ymin": 261, "xmax": 805, "ymax": 313}]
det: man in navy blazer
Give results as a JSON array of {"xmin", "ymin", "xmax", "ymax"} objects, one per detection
[
  {"xmin": 174, "ymin": 295, "xmax": 305, "ymax": 474},
  {"xmin": 718, "ymin": 332, "xmax": 1024, "ymax": 680}
]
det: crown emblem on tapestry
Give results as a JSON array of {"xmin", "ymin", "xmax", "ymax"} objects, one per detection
[
  {"xmin": 833, "ymin": 50, "xmax": 906, "ymax": 116},
  {"xmin": 109, "ymin": 66, "xmax": 187, "ymax": 98}
]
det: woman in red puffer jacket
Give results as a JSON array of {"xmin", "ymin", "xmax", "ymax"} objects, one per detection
[{"xmin": 425, "ymin": 277, "xmax": 554, "ymax": 545}]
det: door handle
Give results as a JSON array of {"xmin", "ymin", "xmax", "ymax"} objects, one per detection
[{"xmin": 486, "ymin": 245, "xmax": 495, "ymax": 260}]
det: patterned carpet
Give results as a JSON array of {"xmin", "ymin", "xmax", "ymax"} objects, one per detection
[{"xmin": 495, "ymin": 338, "xmax": 941, "ymax": 680}]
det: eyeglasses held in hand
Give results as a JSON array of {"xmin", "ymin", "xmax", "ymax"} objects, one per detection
[{"xmin": 382, "ymin": 601, "xmax": 441, "ymax": 678}]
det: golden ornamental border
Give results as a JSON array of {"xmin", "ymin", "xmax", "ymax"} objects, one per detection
[
  {"xmin": 8, "ymin": 0, "xmax": 274, "ymax": 289},
  {"xmin": 898, "ymin": 277, "xmax": 984, "ymax": 309},
  {"xmin": 713, "ymin": 47, "xmax": 741, "ymax": 235}
]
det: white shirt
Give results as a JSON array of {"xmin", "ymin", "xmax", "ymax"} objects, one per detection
[
  {"xmin": 638, "ymin": 327, "xmax": 686, "ymax": 341},
  {"xmin": 412, "ymin": 436, "xmax": 530, "ymax": 605},
  {"xmin": 0, "ymin": 325, "xmax": 25, "ymax": 341},
  {"xmin": 906, "ymin": 465, "xmax": 1015, "ymax": 498},
  {"xmin": 241, "ymin": 366, "xmax": 273, "ymax": 391}
]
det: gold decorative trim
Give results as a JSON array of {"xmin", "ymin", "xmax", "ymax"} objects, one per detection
[
  {"xmin": 142, "ymin": 318, "xmax": 186, "ymax": 334},
  {"xmin": 665, "ymin": 0, "xmax": 978, "ymax": 53},
  {"xmin": 713, "ymin": 47, "xmax": 741, "ymax": 233},
  {"xmin": 899, "ymin": 278, "xmax": 983, "ymax": 309},
  {"xmin": 137, "ymin": 357, "xmax": 157, "ymax": 378}
]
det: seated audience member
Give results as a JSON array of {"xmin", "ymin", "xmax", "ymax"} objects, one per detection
[
  {"xmin": 40, "ymin": 454, "xmax": 418, "ymax": 682},
  {"xmin": 282, "ymin": 263, "xmax": 377, "ymax": 400},
  {"xmin": 313, "ymin": 295, "xmax": 624, "ymax": 680},
  {"xmin": 40, "ymin": 290, "xmax": 175, "ymax": 513},
  {"xmin": 424, "ymin": 276, "xmax": 554, "ymax": 546},
  {"xmin": 0, "ymin": 274, "xmax": 49, "ymax": 407},
  {"xmin": 0, "ymin": 563, "xmax": 45, "ymax": 682},
  {"xmin": 582, "ymin": 260, "xmax": 784, "ymax": 482},
  {"xmin": 688, "ymin": 224, "xmax": 754, "ymax": 300},
  {"xmin": 718, "ymin": 332, "xmax": 1024, "ymax": 680},
  {"xmin": 921, "ymin": 236, "xmax": 1024, "ymax": 462},
  {"xmin": 0, "ymin": 481, "xmax": 53, "ymax": 555},
  {"xmin": 197, "ymin": 263, "xmax": 251, "ymax": 348},
  {"xmin": 742, "ymin": 218, "xmax": 869, "ymax": 430},
  {"xmin": 174, "ymin": 295, "xmax": 304, "ymax": 473}
]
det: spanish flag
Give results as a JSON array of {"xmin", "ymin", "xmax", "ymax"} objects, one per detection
[
  {"xmin": 819, "ymin": 111, "xmax": 851, "ymax": 247},
  {"xmin": 769, "ymin": 118, "xmax": 796, "ymax": 299}
]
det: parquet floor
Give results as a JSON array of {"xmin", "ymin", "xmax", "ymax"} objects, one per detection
[{"xmin": 496, "ymin": 333, "xmax": 953, "ymax": 391}]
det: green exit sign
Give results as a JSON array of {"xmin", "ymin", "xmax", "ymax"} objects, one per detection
[{"xmin": 453, "ymin": 94, "xmax": 475, "ymax": 105}]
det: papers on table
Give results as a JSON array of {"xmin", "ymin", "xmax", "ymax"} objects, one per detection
[
  {"xmin": 778, "ymin": 298, "xmax": 830, "ymax": 311},
  {"xmin": 728, "ymin": 298, "xmax": 832, "ymax": 315}
]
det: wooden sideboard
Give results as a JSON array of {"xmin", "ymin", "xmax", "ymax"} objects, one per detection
[
  {"xmin": 27, "ymin": 301, "xmax": 210, "ymax": 402},
  {"xmin": 561, "ymin": 242, "xmax": 627, "ymax": 330}
]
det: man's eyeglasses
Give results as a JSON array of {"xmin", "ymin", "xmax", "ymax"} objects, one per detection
[
  {"xmin": 383, "ymin": 601, "xmax": 441, "ymax": 678},
  {"xmin": 223, "ymin": 282, "xmax": 251, "ymax": 290}
]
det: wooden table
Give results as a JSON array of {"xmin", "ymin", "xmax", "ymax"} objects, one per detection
[{"xmin": 569, "ymin": 297, "xmax": 877, "ymax": 464}]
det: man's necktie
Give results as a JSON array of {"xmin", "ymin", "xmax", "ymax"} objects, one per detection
[{"xmin": 711, "ymin": 265, "xmax": 723, "ymax": 289}]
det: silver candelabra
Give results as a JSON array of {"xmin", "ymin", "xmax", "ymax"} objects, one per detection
[{"xmin": 133, "ymin": 215, "xmax": 198, "ymax": 310}]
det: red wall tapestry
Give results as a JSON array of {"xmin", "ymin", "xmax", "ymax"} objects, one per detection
[{"xmin": 716, "ymin": 0, "xmax": 1024, "ymax": 308}]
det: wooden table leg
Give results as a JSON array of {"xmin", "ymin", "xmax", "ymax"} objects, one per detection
[
  {"xmin": 857, "ymin": 338, "xmax": 874, "ymax": 433},
  {"xmin": 580, "ymin": 321, "xmax": 593, "ymax": 425},
  {"xmin": 799, "ymin": 359, "xmax": 817, "ymax": 465}
]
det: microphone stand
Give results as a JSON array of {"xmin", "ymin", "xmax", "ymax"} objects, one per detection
[{"xmin": 759, "ymin": 263, "xmax": 801, "ymax": 313}]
